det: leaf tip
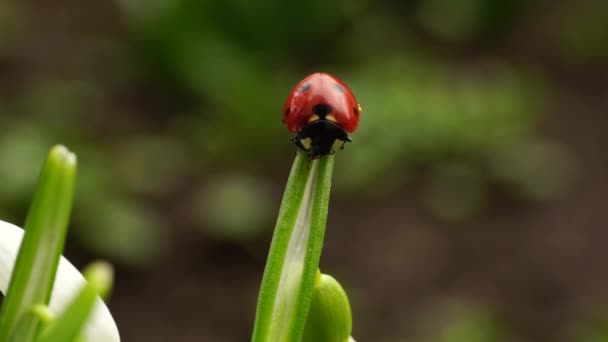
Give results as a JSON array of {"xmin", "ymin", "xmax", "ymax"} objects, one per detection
[
  {"xmin": 49, "ymin": 145, "xmax": 77, "ymax": 168},
  {"xmin": 83, "ymin": 261, "xmax": 114, "ymax": 300}
]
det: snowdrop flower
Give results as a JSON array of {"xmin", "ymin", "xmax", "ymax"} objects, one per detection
[{"xmin": 0, "ymin": 220, "xmax": 120, "ymax": 342}]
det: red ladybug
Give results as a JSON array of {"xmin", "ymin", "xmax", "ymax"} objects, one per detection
[{"xmin": 283, "ymin": 72, "xmax": 361, "ymax": 158}]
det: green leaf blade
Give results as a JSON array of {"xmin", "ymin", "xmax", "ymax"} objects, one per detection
[
  {"xmin": 252, "ymin": 151, "xmax": 311, "ymax": 342},
  {"xmin": 0, "ymin": 145, "xmax": 77, "ymax": 341},
  {"xmin": 252, "ymin": 153, "xmax": 335, "ymax": 342},
  {"xmin": 288, "ymin": 155, "xmax": 334, "ymax": 342}
]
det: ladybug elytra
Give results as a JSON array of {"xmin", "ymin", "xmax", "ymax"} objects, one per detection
[{"xmin": 283, "ymin": 72, "xmax": 361, "ymax": 158}]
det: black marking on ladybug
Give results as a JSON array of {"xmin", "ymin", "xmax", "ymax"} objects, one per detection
[
  {"xmin": 300, "ymin": 83, "xmax": 311, "ymax": 93},
  {"xmin": 332, "ymin": 83, "xmax": 345, "ymax": 93},
  {"xmin": 353, "ymin": 106, "xmax": 359, "ymax": 117},
  {"xmin": 285, "ymin": 107, "xmax": 290, "ymax": 117},
  {"xmin": 312, "ymin": 103, "xmax": 332, "ymax": 118}
]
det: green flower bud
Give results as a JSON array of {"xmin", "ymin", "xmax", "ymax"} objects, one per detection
[
  {"xmin": 83, "ymin": 261, "xmax": 114, "ymax": 300},
  {"xmin": 302, "ymin": 271, "xmax": 353, "ymax": 342}
]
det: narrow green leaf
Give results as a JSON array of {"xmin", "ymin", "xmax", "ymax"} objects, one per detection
[
  {"xmin": 252, "ymin": 151, "xmax": 311, "ymax": 341},
  {"xmin": 36, "ymin": 261, "xmax": 114, "ymax": 342},
  {"xmin": 252, "ymin": 153, "xmax": 335, "ymax": 342},
  {"xmin": 0, "ymin": 145, "xmax": 77, "ymax": 341},
  {"xmin": 288, "ymin": 155, "xmax": 334, "ymax": 341}
]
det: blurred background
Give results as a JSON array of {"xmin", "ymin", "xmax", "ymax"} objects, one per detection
[{"xmin": 0, "ymin": 0, "xmax": 607, "ymax": 340}]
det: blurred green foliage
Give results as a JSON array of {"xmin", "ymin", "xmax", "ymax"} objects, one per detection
[
  {"xmin": 1, "ymin": 0, "xmax": 605, "ymax": 340},
  {"xmin": 548, "ymin": 0, "xmax": 608, "ymax": 64},
  {"xmin": 433, "ymin": 306, "xmax": 508, "ymax": 342},
  {"xmin": 417, "ymin": 0, "xmax": 527, "ymax": 42},
  {"xmin": 194, "ymin": 173, "xmax": 273, "ymax": 241},
  {"xmin": 0, "ymin": 1, "xmax": 20, "ymax": 55},
  {"xmin": 0, "ymin": 0, "xmax": 595, "ymax": 272},
  {"xmin": 573, "ymin": 315, "xmax": 608, "ymax": 342}
]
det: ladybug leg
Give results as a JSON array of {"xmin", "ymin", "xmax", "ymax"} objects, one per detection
[{"xmin": 340, "ymin": 135, "xmax": 352, "ymax": 150}]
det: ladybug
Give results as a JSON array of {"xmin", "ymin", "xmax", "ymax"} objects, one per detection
[{"xmin": 283, "ymin": 72, "xmax": 361, "ymax": 158}]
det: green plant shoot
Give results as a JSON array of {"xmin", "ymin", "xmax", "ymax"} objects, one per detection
[
  {"xmin": 252, "ymin": 151, "xmax": 335, "ymax": 342},
  {"xmin": 0, "ymin": 145, "xmax": 77, "ymax": 341}
]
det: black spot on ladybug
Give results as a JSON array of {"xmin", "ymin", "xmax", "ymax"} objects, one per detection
[
  {"xmin": 332, "ymin": 83, "xmax": 345, "ymax": 93},
  {"xmin": 285, "ymin": 108, "xmax": 290, "ymax": 117},
  {"xmin": 353, "ymin": 106, "xmax": 359, "ymax": 116},
  {"xmin": 300, "ymin": 83, "xmax": 311, "ymax": 93},
  {"xmin": 312, "ymin": 103, "xmax": 332, "ymax": 118}
]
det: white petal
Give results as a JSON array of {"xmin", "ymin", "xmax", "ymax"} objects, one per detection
[{"xmin": 0, "ymin": 220, "xmax": 120, "ymax": 342}]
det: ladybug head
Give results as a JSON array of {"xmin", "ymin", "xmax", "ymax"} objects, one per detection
[{"xmin": 312, "ymin": 103, "xmax": 332, "ymax": 119}]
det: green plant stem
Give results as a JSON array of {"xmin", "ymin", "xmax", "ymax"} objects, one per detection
[
  {"xmin": 252, "ymin": 152, "xmax": 334, "ymax": 342},
  {"xmin": 0, "ymin": 145, "xmax": 77, "ymax": 342}
]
